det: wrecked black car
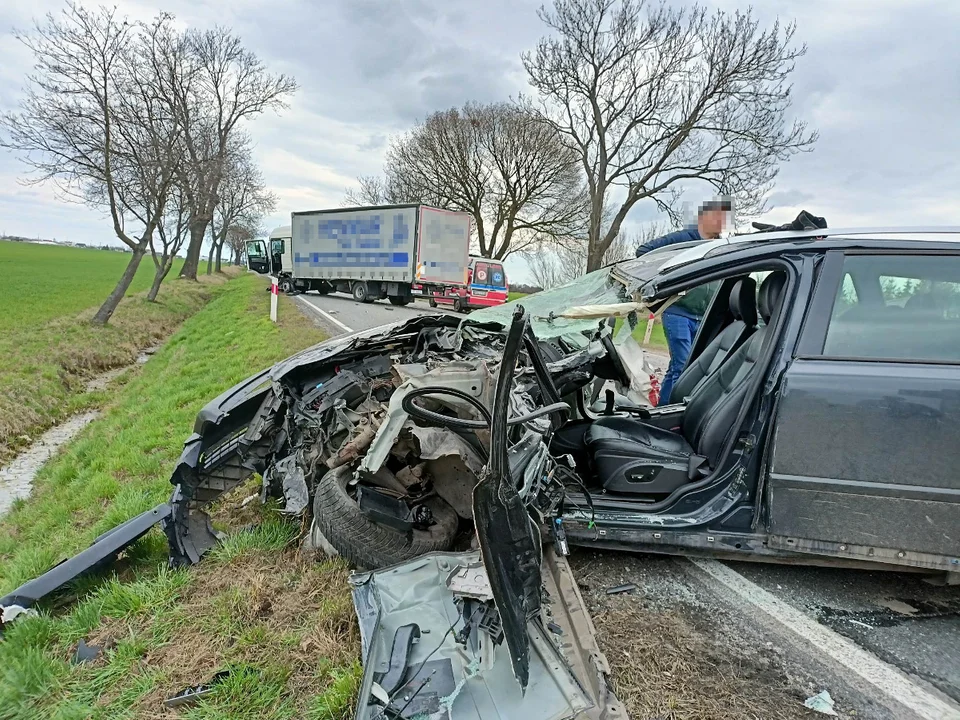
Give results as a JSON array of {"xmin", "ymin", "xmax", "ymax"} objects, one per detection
[
  {"xmin": 164, "ymin": 227, "xmax": 960, "ymax": 586},
  {"xmin": 5, "ymin": 226, "xmax": 960, "ymax": 716}
]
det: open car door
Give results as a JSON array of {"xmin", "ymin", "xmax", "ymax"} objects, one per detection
[{"xmin": 246, "ymin": 239, "xmax": 269, "ymax": 274}]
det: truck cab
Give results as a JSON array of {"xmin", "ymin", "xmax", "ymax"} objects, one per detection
[{"xmin": 246, "ymin": 226, "xmax": 293, "ymax": 287}]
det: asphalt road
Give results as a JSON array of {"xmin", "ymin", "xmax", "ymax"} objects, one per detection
[
  {"xmin": 296, "ymin": 289, "xmax": 443, "ymax": 334},
  {"xmin": 293, "ymin": 287, "xmax": 960, "ymax": 719}
]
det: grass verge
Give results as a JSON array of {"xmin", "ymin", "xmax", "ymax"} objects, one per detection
[
  {"xmin": 631, "ymin": 316, "xmax": 667, "ymax": 349},
  {"xmin": 0, "ymin": 274, "xmax": 357, "ymax": 719},
  {"xmin": 0, "ymin": 264, "xmax": 233, "ymax": 464}
]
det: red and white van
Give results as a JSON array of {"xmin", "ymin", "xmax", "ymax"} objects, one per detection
[{"xmin": 428, "ymin": 256, "xmax": 509, "ymax": 313}]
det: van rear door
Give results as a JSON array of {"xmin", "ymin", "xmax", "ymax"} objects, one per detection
[{"xmin": 471, "ymin": 260, "xmax": 508, "ymax": 305}]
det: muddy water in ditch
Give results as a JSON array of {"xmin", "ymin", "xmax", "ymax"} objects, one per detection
[{"xmin": 0, "ymin": 349, "xmax": 156, "ymax": 518}]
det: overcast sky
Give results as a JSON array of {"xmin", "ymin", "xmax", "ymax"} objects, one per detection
[{"xmin": 1, "ymin": 0, "xmax": 958, "ymax": 282}]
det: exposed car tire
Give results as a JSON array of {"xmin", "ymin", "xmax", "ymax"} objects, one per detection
[
  {"xmin": 312, "ymin": 466, "xmax": 459, "ymax": 569},
  {"xmin": 428, "ymin": 297, "xmax": 437, "ymax": 308},
  {"xmin": 388, "ymin": 296, "xmax": 411, "ymax": 306},
  {"xmin": 279, "ymin": 278, "xmax": 294, "ymax": 293},
  {"xmin": 352, "ymin": 282, "xmax": 372, "ymax": 303},
  {"xmin": 453, "ymin": 298, "xmax": 466, "ymax": 313}
]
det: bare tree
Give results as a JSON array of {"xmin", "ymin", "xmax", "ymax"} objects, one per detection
[
  {"xmin": 372, "ymin": 102, "xmax": 585, "ymax": 260},
  {"xmin": 155, "ymin": 27, "xmax": 296, "ymax": 280},
  {"xmin": 226, "ymin": 224, "xmax": 254, "ymax": 265},
  {"xmin": 524, "ymin": 0, "xmax": 817, "ymax": 271},
  {"xmin": 1, "ymin": 5, "xmax": 182, "ymax": 324},
  {"xmin": 523, "ymin": 219, "xmax": 667, "ymax": 289},
  {"xmin": 207, "ymin": 141, "xmax": 276, "ymax": 273},
  {"xmin": 147, "ymin": 186, "xmax": 189, "ymax": 301},
  {"xmin": 344, "ymin": 175, "xmax": 407, "ymax": 206}
]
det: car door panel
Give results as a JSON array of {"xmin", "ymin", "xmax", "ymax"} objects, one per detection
[
  {"xmin": 766, "ymin": 249, "xmax": 960, "ymax": 566},
  {"xmin": 767, "ymin": 359, "xmax": 960, "ymax": 559}
]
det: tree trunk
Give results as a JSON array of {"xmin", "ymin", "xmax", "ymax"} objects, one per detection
[
  {"xmin": 215, "ymin": 241, "xmax": 224, "ymax": 272},
  {"xmin": 585, "ymin": 199, "xmax": 606, "ymax": 273},
  {"xmin": 92, "ymin": 246, "xmax": 147, "ymax": 325},
  {"xmin": 146, "ymin": 254, "xmax": 174, "ymax": 302},
  {"xmin": 179, "ymin": 220, "xmax": 208, "ymax": 280},
  {"xmin": 206, "ymin": 241, "xmax": 215, "ymax": 275},
  {"xmin": 586, "ymin": 246, "xmax": 605, "ymax": 273}
]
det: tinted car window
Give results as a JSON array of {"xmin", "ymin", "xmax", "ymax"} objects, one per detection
[{"xmin": 823, "ymin": 255, "xmax": 960, "ymax": 362}]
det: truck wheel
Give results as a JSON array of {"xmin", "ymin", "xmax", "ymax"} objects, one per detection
[
  {"xmin": 312, "ymin": 466, "xmax": 459, "ymax": 569},
  {"xmin": 279, "ymin": 278, "xmax": 294, "ymax": 294},
  {"xmin": 388, "ymin": 296, "xmax": 411, "ymax": 306},
  {"xmin": 352, "ymin": 282, "xmax": 372, "ymax": 303},
  {"xmin": 315, "ymin": 282, "xmax": 332, "ymax": 295},
  {"xmin": 428, "ymin": 298, "xmax": 437, "ymax": 308},
  {"xmin": 453, "ymin": 298, "xmax": 467, "ymax": 313}
]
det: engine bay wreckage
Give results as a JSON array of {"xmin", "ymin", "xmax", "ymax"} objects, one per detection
[
  {"xmin": 161, "ymin": 306, "xmax": 636, "ymax": 718},
  {"xmin": 1, "ymin": 297, "xmax": 645, "ymax": 717}
]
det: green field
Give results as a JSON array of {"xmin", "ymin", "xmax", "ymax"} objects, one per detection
[
  {"xmin": 0, "ymin": 241, "xmax": 181, "ymax": 335},
  {"xmin": 0, "ymin": 242, "xmax": 207, "ymax": 462},
  {"xmin": 0, "ymin": 275, "xmax": 355, "ymax": 719}
]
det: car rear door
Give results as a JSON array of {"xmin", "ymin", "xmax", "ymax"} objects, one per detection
[{"xmin": 764, "ymin": 249, "xmax": 960, "ymax": 571}]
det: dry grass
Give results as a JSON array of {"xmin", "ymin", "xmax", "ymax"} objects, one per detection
[
  {"xmin": 592, "ymin": 597, "xmax": 813, "ymax": 720},
  {"xmin": 82, "ymin": 547, "xmax": 360, "ymax": 719}
]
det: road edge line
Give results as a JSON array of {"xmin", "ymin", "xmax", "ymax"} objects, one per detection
[
  {"xmin": 295, "ymin": 296, "xmax": 353, "ymax": 334},
  {"xmin": 687, "ymin": 558, "xmax": 960, "ymax": 720}
]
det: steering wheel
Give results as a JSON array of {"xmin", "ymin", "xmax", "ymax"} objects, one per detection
[{"xmin": 600, "ymin": 334, "xmax": 631, "ymax": 387}]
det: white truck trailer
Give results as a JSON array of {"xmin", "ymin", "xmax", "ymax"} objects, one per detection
[{"xmin": 246, "ymin": 204, "xmax": 472, "ymax": 305}]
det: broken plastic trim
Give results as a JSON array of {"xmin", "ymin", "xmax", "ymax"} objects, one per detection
[
  {"xmin": 0, "ymin": 504, "xmax": 171, "ymax": 619},
  {"xmin": 350, "ymin": 551, "xmax": 612, "ymax": 719}
]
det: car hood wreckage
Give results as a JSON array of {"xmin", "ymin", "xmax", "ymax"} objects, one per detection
[{"xmin": 1, "ymin": 295, "xmax": 646, "ymax": 718}]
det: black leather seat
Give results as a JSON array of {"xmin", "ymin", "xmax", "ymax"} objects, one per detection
[
  {"xmin": 586, "ymin": 273, "xmax": 787, "ymax": 499},
  {"xmin": 668, "ymin": 278, "xmax": 758, "ymax": 403}
]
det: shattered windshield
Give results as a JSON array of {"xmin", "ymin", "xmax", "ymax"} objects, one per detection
[
  {"xmin": 470, "ymin": 243, "xmax": 697, "ymax": 343},
  {"xmin": 469, "ymin": 267, "xmax": 627, "ymax": 344}
]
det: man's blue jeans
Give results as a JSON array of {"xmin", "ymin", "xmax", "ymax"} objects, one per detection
[{"xmin": 659, "ymin": 309, "xmax": 700, "ymax": 405}]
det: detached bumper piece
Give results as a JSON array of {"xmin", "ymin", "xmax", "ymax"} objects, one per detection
[
  {"xmin": 0, "ymin": 504, "xmax": 171, "ymax": 624},
  {"xmin": 350, "ymin": 551, "xmax": 625, "ymax": 720}
]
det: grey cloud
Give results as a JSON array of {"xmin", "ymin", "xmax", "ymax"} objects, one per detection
[
  {"xmin": 1, "ymin": 0, "xmax": 959, "ymax": 264},
  {"xmin": 767, "ymin": 190, "xmax": 815, "ymax": 208},
  {"xmin": 357, "ymin": 134, "xmax": 387, "ymax": 151}
]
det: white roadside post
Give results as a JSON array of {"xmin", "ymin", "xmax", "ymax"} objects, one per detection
[
  {"xmin": 642, "ymin": 312, "xmax": 656, "ymax": 344},
  {"xmin": 270, "ymin": 276, "xmax": 278, "ymax": 323}
]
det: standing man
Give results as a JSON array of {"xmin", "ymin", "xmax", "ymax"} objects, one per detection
[{"xmin": 636, "ymin": 199, "xmax": 732, "ymax": 405}]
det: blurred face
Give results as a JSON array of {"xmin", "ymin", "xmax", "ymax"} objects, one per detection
[{"xmin": 698, "ymin": 208, "xmax": 727, "ymax": 239}]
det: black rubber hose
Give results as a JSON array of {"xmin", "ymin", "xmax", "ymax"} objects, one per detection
[{"xmin": 401, "ymin": 386, "xmax": 491, "ymax": 429}]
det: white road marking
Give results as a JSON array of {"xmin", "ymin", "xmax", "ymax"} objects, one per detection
[
  {"xmin": 687, "ymin": 558, "xmax": 960, "ymax": 720},
  {"xmin": 296, "ymin": 296, "xmax": 353, "ymax": 334}
]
